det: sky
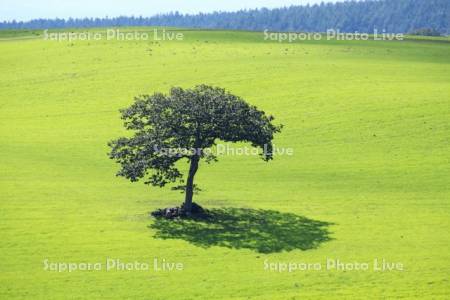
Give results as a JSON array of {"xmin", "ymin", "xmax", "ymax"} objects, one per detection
[{"xmin": 0, "ymin": 0, "xmax": 339, "ymax": 22}]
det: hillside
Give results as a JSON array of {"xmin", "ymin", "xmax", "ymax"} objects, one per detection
[{"xmin": 0, "ymin": 28, "xmax": 449, "ymax": 299}]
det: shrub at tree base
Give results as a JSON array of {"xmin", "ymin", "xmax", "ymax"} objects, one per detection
[{"xmin": 151, "ymin": 202, "xmax": 207, "ymax": 219}]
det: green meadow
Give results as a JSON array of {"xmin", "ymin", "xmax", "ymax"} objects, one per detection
[{"xmin": 0, "ymin": 28, "xmax": 449, "ymax": 299}]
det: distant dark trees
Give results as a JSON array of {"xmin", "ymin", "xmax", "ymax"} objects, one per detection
[
  {"xmin": 409, "ymin": 28, "xmax": 443, "ymax": 36},
  {"xmin": 1, "ymin": 0, "xmax": 449, "ymax": 35}
]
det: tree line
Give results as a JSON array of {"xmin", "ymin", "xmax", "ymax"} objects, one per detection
[{"xmin": 1, "ymin": 0, "xmax": 448, "ymax": 35}]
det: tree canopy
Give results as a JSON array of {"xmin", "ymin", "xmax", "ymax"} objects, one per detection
[{"xmin": 108, "ymin": 85, "xmax": 282, "ymax": 214}]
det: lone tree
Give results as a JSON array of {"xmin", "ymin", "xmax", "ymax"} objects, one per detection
[{"xmin": 108, "ymin": 85, "xmax": 282, "ymax": 215}]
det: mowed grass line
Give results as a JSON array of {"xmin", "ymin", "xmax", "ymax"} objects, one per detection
[{"xmin": 0, "ymin": 28, "xmax": 449, "ymax": 299}]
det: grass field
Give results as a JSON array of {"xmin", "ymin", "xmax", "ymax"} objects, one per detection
[{"xmin": 1, "ymin": 28, "xmax": 449, "ymax": 299}]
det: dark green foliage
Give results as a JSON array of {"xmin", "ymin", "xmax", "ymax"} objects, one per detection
[{"xmin": 108, "ymin": 85, "xmax": 281, "ymax": 212}]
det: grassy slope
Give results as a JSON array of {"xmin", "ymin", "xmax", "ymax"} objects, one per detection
[{"xmin": 0, "ymin": 28, "xmax": 449, "ymax": 299}]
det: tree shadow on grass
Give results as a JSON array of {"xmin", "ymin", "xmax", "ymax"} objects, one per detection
[{"xmin": 149, "ymin": 207, "xmax": 333, "ymax": 253}]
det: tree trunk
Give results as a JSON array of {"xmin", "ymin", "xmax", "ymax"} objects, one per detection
[{"xmin": 184, "ymin": 155, "xmax": 199, "ymax": 215}]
